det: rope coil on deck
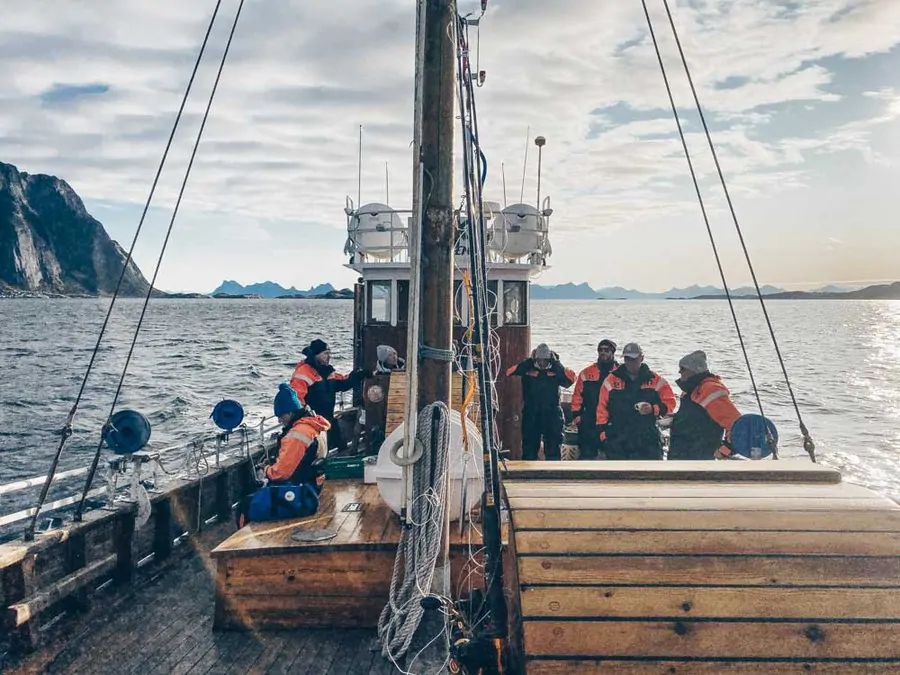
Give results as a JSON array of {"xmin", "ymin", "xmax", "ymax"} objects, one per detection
[{"xmin": 378, "ymin": 402, "xmax": 452, "ymax": 667}]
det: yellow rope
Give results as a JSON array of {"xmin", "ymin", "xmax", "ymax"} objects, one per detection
[{"xmin": 459, "ymin": 271, "xmax": 479, "ymax": 450}]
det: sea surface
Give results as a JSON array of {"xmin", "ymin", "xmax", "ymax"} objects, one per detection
[{"xmin": 1, "ymin": 298, "xmax": 899, "ymax": 519}]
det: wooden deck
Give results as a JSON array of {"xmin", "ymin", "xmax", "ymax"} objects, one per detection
[
  {"xmin": 501, "ymin": 460, "xmax": 900, "ymax": 674},
  {"xmin": 211, "ymin": 480, "xmax": 489, "ymax": 631},
  {"xmin": 4, "ymin": 522, "xmax": 397, "ymax": 675}
]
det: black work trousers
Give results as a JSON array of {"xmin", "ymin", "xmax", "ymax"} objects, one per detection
[
  {"xmin": 522, "ymin": 407, "xmax": 564, "ymax": 461},
  {"xmin": 577, "ymin": 424, "xmax": 606, "ymax": 460}
]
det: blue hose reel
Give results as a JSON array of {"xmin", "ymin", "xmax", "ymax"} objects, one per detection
[
  {"xmin": 211, "ymin": 399, "xmax": 245, "ymax": 432},
  {"xmin": 730, "ymin": 414, "xmax": 778, "ymax": 459},
  {"xmin": 104, "ymin": 410, "xmax": 152, "ymax": 455}
]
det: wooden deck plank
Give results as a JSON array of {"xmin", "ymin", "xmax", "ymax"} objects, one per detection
[
  {"xmin": 517, "ymin": 555, "xmax": 900, "ymax": 587},
  {"xmin": 525, "ymin": 660, "xmax": 900, "ymax": 674},
  {"xmin": 523, "ymin": 621, "xmax": 900, "ymax": 659},
  {"xmin": 210, "ymin": 479, "xmax": 481, "ymax": 558},
  {"xmin": 512, "ymin": 508, "xmax": 900, "ymax": 532},
  {"xmin": 241, "ymin": 633, "xmax": 288, "ymax": 675},
  {"xmin": 501, "ymin": 459, "xmax": 843, "ymax": 483},
  {"xmin": 520, "ymin": 586, "xmax": 900, "ymax": 619},
  {"xmin": 503, "ymin": 481, "xmax": 883, "ymax": 500},
  {"xmin": 5, "ymin": 523, "xmax": 394, "ymax": 675},
  {"xmin": 514, "ymin": 530, "xmax": 900, "ymax": 556},
  {"xmin": 505, "ymin": 496, "xmax": 893, "ymax": 511},
  {"xmin": 264, "ymin": 632, "xmax": 314, "ymax": 675}
]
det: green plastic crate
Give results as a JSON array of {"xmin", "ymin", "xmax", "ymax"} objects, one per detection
[{"xmin": 325, "ymin": 455, "xmax": 366, "ymax": 480}]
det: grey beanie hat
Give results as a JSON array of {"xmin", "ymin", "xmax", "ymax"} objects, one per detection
[
  {"xmin": 533, "ymin": 343, "xmax": 552, "ymax": 360},
  {"xmin": 679, "ymin": 350, "xmax": 709, "ymax": 374}
]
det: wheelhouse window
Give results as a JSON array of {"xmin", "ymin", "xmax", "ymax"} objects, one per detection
[
  {"xmin": 367, "ymin": 281, "xmax": 391, "ymax": 324},
  {"xmin": 397, "ymin": 280, "xmax": 410, "ymax": 324},
  {"xmin": 503, "ymin": 281, "xmax": 527, "ymax": 326}
]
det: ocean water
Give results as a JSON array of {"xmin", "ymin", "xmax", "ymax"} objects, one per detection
[{"xmin": 1, "ymin": 298, "xmax": 899, "ymax": 518}]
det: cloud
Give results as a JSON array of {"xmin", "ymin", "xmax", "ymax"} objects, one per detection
[{"xmin": 1, "ymin": 0, "xmax": 899, "ymax": 291}]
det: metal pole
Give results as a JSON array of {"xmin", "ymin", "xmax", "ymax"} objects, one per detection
[
  {"xmin": 357, "ymin": 124, "xmax": 363, "ymax": 209},
  {"xmin": 535, "ymin": 135, "xmax": 546, "ymax": 212}
]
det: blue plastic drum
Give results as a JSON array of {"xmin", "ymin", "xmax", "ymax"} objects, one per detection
[
  {"xmin": 730, "ymin": 414, "xmax": 778, "ymax": 459},
  {"xmin": 104, "ymin": 410, "xmax": 152, "ymax": 455},
  {"xmin": 211, "ymin": 399, "xmax": 245, "ymax": 431}
]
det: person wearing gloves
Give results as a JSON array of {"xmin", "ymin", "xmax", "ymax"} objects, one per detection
[
  {"xmin": 506, "ymin": 343, "xmax": 576, "ymax": 461},
  {"xmin": 669, "ymin": 350, "xmax": 742, "ymax": 460},
  {"xmin": 290, "ymin": 338, "xmax": 372, "ymax": 450},
  {"xmin": 595, "ymin": 342, "xmax": 677, "ymax": 460},
  {"xmin": 571, "ymin": 338, "xmax": 618, "ymax": 459},
  {"xmin": 236, "ymin": 383, "xmax": 331, "ymax": 528}
]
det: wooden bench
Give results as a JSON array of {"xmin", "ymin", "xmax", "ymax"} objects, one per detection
[
  {"xmin": 501, "ymin": 460, "xmax": 900, "ymax": 673},
  {"xmin": 210, "ymin": 479, "xmax": 493, "ymax": 631}
]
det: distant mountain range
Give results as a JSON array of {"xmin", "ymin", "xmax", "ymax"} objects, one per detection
[
  {"xmin": 530, "ymin": 282, "xmax": 787, "ymax": 300},
  {"xmin": 211, "ymin": 280, "xmax": 336, "ymax": 298},
  {"xmin": 695, "ymin": 281, "xmax": 900, "ymax": 301}
]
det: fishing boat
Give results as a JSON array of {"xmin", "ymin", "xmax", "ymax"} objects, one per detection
[{"xmin": 4, "ymin": 1, "xmax": 900, "ymax": 673}]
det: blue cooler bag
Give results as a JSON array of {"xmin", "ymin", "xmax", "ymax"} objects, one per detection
[{"xmin": 247, "ymin": 483, "xmax": 320, "ymax": 522}]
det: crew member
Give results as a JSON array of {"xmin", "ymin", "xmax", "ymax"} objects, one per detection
[
  {"xmin": 290, "ymin": 338, "xmax": 372, "ymax": 450},
  {"xmin": 571, "ymin": 339, "xmax": 618, "ymax": 459},
  {"xmin": 506, "ymin": 344, "xmax": 576, "ymax": 461},
  {"xmin": 596, "ymin": 342, "xmax": 676, "ymax": 460},
  {"xmin": 669, "ymin": 350, "xmax": 741, "ymax": 460},
  {"xmin": 236, "ymin": 383, "xmax": 330, "ymax": 528},
  {"xmin": 375, "ymin": 344, "xmax": 406, "ymax": 373}
]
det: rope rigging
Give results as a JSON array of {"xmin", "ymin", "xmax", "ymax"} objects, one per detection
[
  {"xmin": 642, "ymin": 0, "xmax": 815, "ymax": 462},
  {"xmin": 452, "ymin": 3, "xmax": 508, "ymax": 664},
  {"xmin": 70, "ymin": 0, "xmax": 247, "ymax": 523},
  {"xmin": 23, "ymin": 0, "xmax": 230, "ymax": 541}
]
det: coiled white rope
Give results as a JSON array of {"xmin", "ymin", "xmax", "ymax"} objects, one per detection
[{"xmin": 378, "ymin": 401, "xmax": 452, "ymax": 668}]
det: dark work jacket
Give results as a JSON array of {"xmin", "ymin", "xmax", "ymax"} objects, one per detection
[
  {"xmin": 669, "ymin": 372, "xmax": 737, "ymax": 460},
  {"xmin": 290, "ymin": 360, "xmax": 365, "ymax": 422},
  {"xmin": 507, "ymin": 358, "xmax": 575, "ymax": 416},
  {"xmin": 597, "ymin": 363, "xmax": 676, "ymax": 456}
]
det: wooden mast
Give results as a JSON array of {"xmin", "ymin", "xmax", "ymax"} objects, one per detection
[{"xmin": 416, "ymin": 0, "xmax": 456, "ymax": 411}]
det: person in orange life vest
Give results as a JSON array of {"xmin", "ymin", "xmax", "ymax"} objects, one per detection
[
  {"xmin": 506, "ymin": 343, "xmax": 576, "ymax": 461},
  {"xmin": 571, "ymin": 339, "xmax": 618, "ymax": 460},
  {"xmin": 595, "ymin": 342, "xmax": 676, "ymax": 460},
  {"xmin": 668, "ymin": 350, "xmax": 742, "ymax": 460},
  {"xmin": 290, "ymin": 339, "xmax": 372, "ymax": 451},
  {"xmin": 235, "ymin": 383, "xmax": 330, "ymax": 528}
]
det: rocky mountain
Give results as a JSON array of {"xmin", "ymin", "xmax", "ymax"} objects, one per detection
[
  {"xmin": 0, "ymin": 162, "xmax": 150, "ymax": 296},
  {"xmin": 211, "ymin": 280, "xmax": 335, "ymax": 298},
  {"xmin": 530, "ymin": 282, "xmax": 598, "ymax": 300}
]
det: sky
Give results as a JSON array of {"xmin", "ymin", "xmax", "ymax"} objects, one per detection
[{"xmin": 1, "ymin": 0, "xmax": 899, "ymax": 293}]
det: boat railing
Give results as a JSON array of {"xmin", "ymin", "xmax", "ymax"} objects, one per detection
[
  {"xmin": 344, "ymin": 197, "xmax": 413, "ymax": 263},
  {"xmin": 0, "ymin": 415, "xmax": 283, "ymax": 529},
  {"xmin": 0, "ymin": 415, "xmax": 284, "ymax": 654}
]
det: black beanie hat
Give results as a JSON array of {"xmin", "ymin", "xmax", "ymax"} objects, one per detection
[
  {"xmin": 598, "ymin": 339, "xmax": 617, "ymax": 352},
  {"xmin": 303, "ymin": 338, "xmax": 329, "ymax": 357}
]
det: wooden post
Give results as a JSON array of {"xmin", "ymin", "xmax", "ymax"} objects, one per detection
[
  {"xmin": 153, "ymin": 500, "xmax": 173, "ymax": 562},
  {"xmin": 416, "ymin": 0, "xmax": 456, "ymax": 412},
  {"xmin": 409, "ymin": 0, "xmax": 456, "ymax": 668},
  {"xmin": 113, "ymin": 512, "xmax": 135, "ymax": 584}
]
